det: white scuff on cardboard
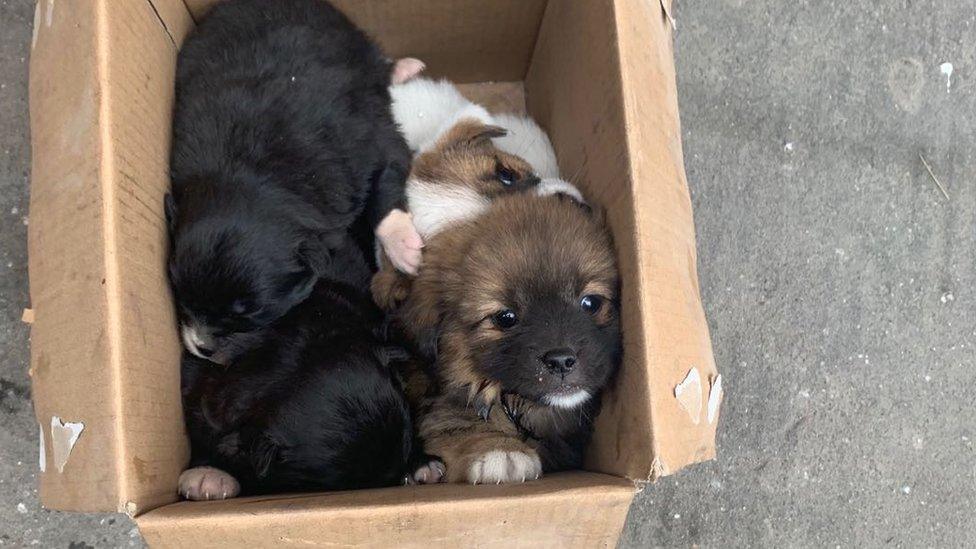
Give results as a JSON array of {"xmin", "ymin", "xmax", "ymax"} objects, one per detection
[
  {"xmin": 674, "ymin": 367, "xmax": 703, "ymax": 424},
  {"xmin": 707, "ymin": 374, "xmax": 723, "ymax": 424},
  {"xmin": 50, "ymin": 416, "xmax": 85, "ymax": 473}
]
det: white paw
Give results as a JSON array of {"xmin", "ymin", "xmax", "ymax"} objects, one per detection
[
  {"xmin": 178, "ymin": 466, "xmax": 240, "ymax": 501},
  {"xmin": 411, "ymin": 459, "xmax": 446, "ymax": 484},
  {"xmin": 391, "ymin": 57, "xmax": 426, "ymax": 85},
  {"xmin": 376, "ymin": 209, "xmax": 424, "ymax": 275},
  {"xmin": 467, "ymin": 450, "xmax": 542, "ymax": 485}
]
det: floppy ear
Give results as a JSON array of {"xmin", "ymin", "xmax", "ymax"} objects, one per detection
[
  {"xmin": 164, "ymin": 193, "xmax": 178, "ymax": 235},
  {"xmin": 285, "ymin": 252, "xmax": 319, "ymax": 304},
  {"xmin": 437, "ymin": 120, "xmax": 508, "ymax": 151}
]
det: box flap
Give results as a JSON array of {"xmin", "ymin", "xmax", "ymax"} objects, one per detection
[
  {"xmin": 182, "ymin": 0, "xmax": 548, "ymax": 83},
  {"xmin": 28, "ymin": 0, "xmax": 195, "ymax": 514},
  {"xmin": 137, "ymin": 472, "xmax": 635, "ymax": 548},
  {"xmin": 525, "ymin": 0, "xmax": 719, "ymax": 481}
]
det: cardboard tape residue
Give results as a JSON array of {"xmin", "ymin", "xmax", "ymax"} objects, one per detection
[
  {"xmin": 674, "ymin": 367, "xmax": 702, "ymax": 424},
  {"xmin": 707, "ymin": 374, "xmax": 723, "ymax": 424},
  {"xmin": 38, "ymin": 423, "xmax": 47, "ymax": 473},
  {"xmin": 50, "ymin": 416, "xmax": 84, "ymax": 473}
]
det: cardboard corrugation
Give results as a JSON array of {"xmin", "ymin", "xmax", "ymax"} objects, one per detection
[{"xmin": 28, "ymin": 0, "xmax": 718, "ymax": 545}]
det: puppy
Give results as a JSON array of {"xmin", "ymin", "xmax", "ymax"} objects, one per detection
[
  {"xmin": 179, "ymin": 237, "xmax": 436, "ymax": 499},
  {"xmin": 370, "ymin": 118, "xmax": 541, "ymax": 312},
  {"xmin": 393, "ymin": 194, "xmax": 621, "ymax": 483},
  {"xmin": 167, "ymin": 0, "xmax": 420, "ymax": 363}
]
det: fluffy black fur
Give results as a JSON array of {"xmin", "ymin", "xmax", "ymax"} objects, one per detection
[
  {"xmin": 167, "ymin": 0, "xmax": 410, "ymax": 362},
  {"xmin": 181, "ymin": 240, "xmax": 424, "ymax": 494}
]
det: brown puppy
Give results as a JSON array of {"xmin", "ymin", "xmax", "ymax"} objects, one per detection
[
  {"xmin": 371, "ymin": 119, "xmax": 540, "ymax": 312},
  {"xmin": 389, "ymin": 193, "xmax": 621, "ymax": 484}
]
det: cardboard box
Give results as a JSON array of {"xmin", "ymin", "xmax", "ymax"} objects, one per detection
[{"xmin": 27, "ymin": 0, "xmax": 720, "ymax": 546}]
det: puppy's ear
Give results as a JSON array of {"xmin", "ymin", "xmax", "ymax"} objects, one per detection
[
  {"xmin": 164, "ymin": 193, "xmax": 178, "ymax": 235},
  {"xmin": 438, "ymin": 120, "xmax": 507, "ymax": 151},
  {"xmin": 281, "ymin": 241, "xmax": 320, "ymax": 304}
]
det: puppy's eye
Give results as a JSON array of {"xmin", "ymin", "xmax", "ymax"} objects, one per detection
[
  {"xmin": 491, "ymin": 309, "xmax": 518, "ymax": 329},
  {"xmin": 496, "ymin": 165, "xmax": 517, "ymax": 187},
  {"xmin": 580, "ymin": 295, "xmax": 604, "ymax": 315}
]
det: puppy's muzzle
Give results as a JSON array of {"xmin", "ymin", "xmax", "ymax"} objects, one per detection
[{"xmin": 181, "ymin": 324, "xmax": 218, "ymax": 361}]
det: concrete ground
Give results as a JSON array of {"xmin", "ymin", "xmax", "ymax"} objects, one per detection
[{"xmin": 1, "ymin": 0, "xmax": 973, "ymax": 547}]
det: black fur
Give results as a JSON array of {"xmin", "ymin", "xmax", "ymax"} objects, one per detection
[
  {"xmin": 180, "ymin": 241, "xmax": 425, "ymax": 494},
  {"xmin": 167, "ymin": 0, "xmax": 410, "ymax": 361},
  {"xmin": 170, "ymin": 0, "xmax": 423, "ymax": 494}
]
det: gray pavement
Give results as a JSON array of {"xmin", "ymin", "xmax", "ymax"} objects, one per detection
[{"xmin": 1, "ymin": 0, "xmax": 973, "ymax": 547}]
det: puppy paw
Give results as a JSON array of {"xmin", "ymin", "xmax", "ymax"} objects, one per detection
[
  {"xmin": 412, "ymin": 459, "xmax": 446, "ymax": 485},
  {"xmin": 391, "ymin": 57, "xmax": 426, "ymax": 85},
  {"xmin": 376, "ymin": 209, "xmax": 424, "ymax": 275},
  {"xmin": 467, "ymin": 449, "xmax": 542, "ymax": 485},
  {"xmin": 178, "ymin": 466, "xmax": 241, "ymax": 501}
]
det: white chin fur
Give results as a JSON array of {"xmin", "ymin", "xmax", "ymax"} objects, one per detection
[
  {"xmin": 543, "ymin": 389, "xmax": 592, "ymax": 409},
  {"xmin": 180, "ymin": 325, "xmax": 208, "ymax": 360}
]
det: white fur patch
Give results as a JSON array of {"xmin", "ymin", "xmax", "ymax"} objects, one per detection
[
  {"xmin": 543, "ymin": 389, "xmax": 592, "ymax": 409},
  {"xmin": 467, "ymin": 450, "xmax": 542, "ymax": 484},
  {"xmin": 406, "ymin": 179, "xmax": 490, "ymax": 238},
  {"xmin": 390, "ymin": 78, "xmax": 476, "ymax": 152},
  {"xmin": 536, "ymin": 178, "xmax": 586, "ymax": 204},
  {"xmin": 491, "ymin": 113, "xmax": 561, "ymax": 179},
  {"xmin": 181, "ymin": 325, "xmax": 209, "ymax": 360}
]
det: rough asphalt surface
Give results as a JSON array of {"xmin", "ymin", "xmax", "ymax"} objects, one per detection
[{"xmin": 1, "ymin": 0, "xmax": 973, "ymax": 546}]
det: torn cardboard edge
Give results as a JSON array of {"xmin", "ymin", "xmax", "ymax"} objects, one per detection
[{"xmin": 659, "ymin": 0, "xmax": 676, "ymax": 30}]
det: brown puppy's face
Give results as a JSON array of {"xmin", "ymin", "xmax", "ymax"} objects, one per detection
[
  {"xmin": 441, "ymin": 194, "xmax": 620, "ymax": 410},
  {"xmin": 412, "ymin": 120, "xmax": 541, "ymax": 198}
]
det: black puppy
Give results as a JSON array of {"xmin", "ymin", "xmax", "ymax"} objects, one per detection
[
  {"xmin": 178, "ymin": 239, "xmax": 434, "ymax": 499},
  {"xmin": 167, "ymin": 0, "xmax": 421, "ymax": 365}
]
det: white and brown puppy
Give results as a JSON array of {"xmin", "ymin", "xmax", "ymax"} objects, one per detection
[
  {"xmin": 382, "ymin": 193, "xmax": 621, "ymax": 484},
  {"xmin": 371, "ymin": 118, "xmax": 541, "ymax": 312}
]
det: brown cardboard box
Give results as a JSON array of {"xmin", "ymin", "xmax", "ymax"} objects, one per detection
[{"xmin": 27, "ymin": 0, "xmax": 719, "ymax": 546}]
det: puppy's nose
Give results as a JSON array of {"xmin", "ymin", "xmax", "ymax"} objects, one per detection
[{"xmin": 542, "ymin": 349, "xmax": 577, "ymax": 375}]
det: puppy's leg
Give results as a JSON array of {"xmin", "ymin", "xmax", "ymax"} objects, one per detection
[
  {"xmin": 178, "ymin": 466, "xmax": 241, "ymax": 500},
  {"xmin": 376, "ymin": 209, "xmax": 423, "ymax": 275},
  {"xmin": 370, "ymin": 253, "xmax": 413, "ymax": 311},
  {"xmin": 391, "ymin": 57, "xmax": 426, "ymax": 85},
  {"xmin": 368, "ymin": 150, "xmax": 423, "ymax": 275},
  {"xmin": 420, "ymin": 397, "xmax": 542, "ymax": 484}
]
